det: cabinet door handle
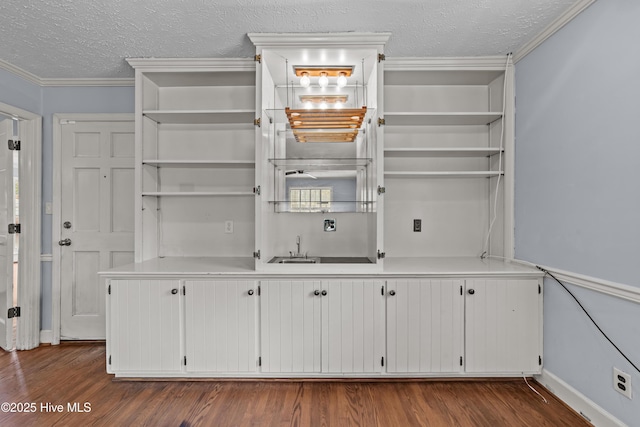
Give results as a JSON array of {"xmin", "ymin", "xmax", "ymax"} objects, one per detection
[
  {"xmin": 248, "ymin": 289, "xmax": 254, "ymax": 296},
  {"xmin": 171, "ymin": 288, "xmax": 179, "ymax": 295},
  {"xmin": 321, "ymin": 290, "xmax": 327, "ymax": 296},
  {"xmin": 388, "ymin": 290, "xmax": 396, "ymax": 296},
  {"xmin": 468, "ymin": 289, "xmax": 475, "ymax": 295},
  {"xmin": 314, "ymin": 290, "xmax": 320, "ymax": 296}
]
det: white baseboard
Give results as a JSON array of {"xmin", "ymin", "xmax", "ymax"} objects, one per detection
[
  {"xmin": 536, "ymin": 369, "xmax": 625, "ymax": 427},
  {"xmin": 40, "ymin": 330, "xmax": 53, "ymax": 344}
]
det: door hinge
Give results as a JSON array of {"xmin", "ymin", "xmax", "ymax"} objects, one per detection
[
  {"xmin": 257, "ymin": 285, "xmax": 261, "ymax": 296},
  {"xmin": 108, "ymin": 284, "xmax": 111, "ymax": 295},
  {"xmin": 184, "ymin": 356, "xmax": 187, "ymax": 366},
  {"xmin": 460, "ymin": 356, "xmax": 463, "ymax": 366},
  {"xmin": 253, "ymin": 185, "xmax": 261, "ymax": 195},
  {"xmin": 538, "ymin": 284, "xmax": 541, "ymax": 294},
  {"xmin": 381, "ymin": 285, "xmax": 384, "ymax": 296},
  {"xmin": 254, "ymin": 54, "xmax": 261, "ymax": 63},
  {"xmin": 377, "ymin": 117, "xmax": 385, "ymax": 126},
  {"xmin": 254, "ymin": 118, "xmax": 261, "ymax": 127},
  {"xmin": 8, "ymin": 307, "xmax": 20, "ymax": 319},
  {"xmin": 377, "ymin": 185, "xmax": 385, "ymax": 195},
  {"xmin": 539, "ymin": 356, "xmax": 542, "ymax": 366},
  {"xmin": 377, "ymin": 250, "xmax": 385, "ymax": 259},
  {"xmin": 253, "ymin": 250, "xmax": 261, "ymax": 259},
  {"xmin": 258, "ymin": 356, "xmax": 262, "ymax": 367},
  {"xmin": 8, "ymin": 140, "xmax": 20, "ymax": 151},
  {"xmin": 381, "ymin": 356, "xmax": 384, "ymax": 367},
  {"xmin": 108, "ymin": 355, "xmax": 111, "ymax": 365},
  {"xmin": 460, "ymin": 285, "xmax": 463, "ymax": 296},
  {"xmin": 183, "ymin": 286, "xmax": 186, "ymax": 296},
  {"xmin": 8, "ymin": 224, "xmax": 20, "ymax": 234},
  {"xmin": 378, "ymin": 53, "xmax": 386, "ymax": 62}
]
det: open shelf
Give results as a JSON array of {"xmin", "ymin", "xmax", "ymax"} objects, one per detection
[
  {"xmin": 142, "ymin": 110, "xmax": 255, "ymax": 125},
  {"xmin": 268, "ymin": 200, "xmax": 376, "ymax": 213},
  {"xmin": 143, "ymin": 160, "xmax": 255, "ymax": 168},
  {"xmin": 384, "ymin": 148, "xmax": 503, "ymax": 158},
  {"xmin": 384, "ymin": 171, "xmax": 503, "ymax": 179},
  {"xmin": 269, "ymin": 158, "xmax": 372, "ymax": 169},
  {"xmin": 383, "ymin": 112, "xmax": 503, "ymax": 126}
]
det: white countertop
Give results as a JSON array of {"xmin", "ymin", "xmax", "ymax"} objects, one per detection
[{"xmin": 100, "ymin": 256, "xmax": 543, "ymax": 278}]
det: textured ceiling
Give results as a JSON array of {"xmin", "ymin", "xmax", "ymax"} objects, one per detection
[{"xmin": 0, "ymin": 0, "xmax": 577, "ymax": 79}]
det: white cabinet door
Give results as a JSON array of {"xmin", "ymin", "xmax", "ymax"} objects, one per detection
[
  {"xmin": 108, "ymin": 279, "xmax": 182, "ymax": 373},
  {"xmin": 260, "ymin": 280, "xmax": 322, "ymax": 373},
  {"xmin": 465, "ymin": 279, "xmax": 542, "ymax": 374},
  {"xmin": 386, "ymin": 279, "xmax": 464, "ymax": 373},
  {"xmin": 322, "ymin": 280, "xmax": 385, "ymax": 374},
  {"xmin": 185, "ymin": 280, "xmax": 257, "ymax": 373}
]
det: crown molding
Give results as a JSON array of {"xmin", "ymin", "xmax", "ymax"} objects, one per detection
[
  {"xmin": 126, "ymin": 57, "xmax": 256, "ymax": 72},
  {"xmin": 384, "ymin": 56, "xmax": 510, "ymax": 71},
  {"xmin": 514, "ymin": 0, "xmax": 597, "ymax": 63},
  {"xmin": 248, "ymin": 32, "xmax": 391, "ymax": 48},
  {"xmin": 1, "ymin": 59, "xmax": 134, "ymax": 87}
]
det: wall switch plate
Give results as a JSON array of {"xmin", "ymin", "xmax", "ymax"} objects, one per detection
[
  {"xmin": 324, "ymin": 218, "xmax": 336, "ymax": 232},
  {"xmin": 614, "ymin": 367, "xmax": 632, "ymax": 399},
  {"xmin": 413, "ymin": 219, "xmax": 421, "ymax": 232},
  {"xmin": 224, "ymin": 221, "xmax": 234, "ymax": 234}
]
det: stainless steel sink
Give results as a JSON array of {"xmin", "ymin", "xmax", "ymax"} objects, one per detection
[{"xmin": 270, "ymin": 257, "xmax": 320, "ymax": 264}]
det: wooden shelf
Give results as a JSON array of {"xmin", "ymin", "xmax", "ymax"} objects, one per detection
[
  {"xmin": 384, "ymin": 148, "xmax": 503, "ymax": 158},
  {"xmin": 143, "ymin": 160, "xmax": 255, "ymax": 168},
  {"xmin": 142, "ymin": 191, "xmax": 255, "ymax": 197},
  {"xmin": 285, "ymin": 107, "xmax": 367, "ymax": 142},
  {"xmin": 383, "ymin": 112, "xmax": 502, "ymax": 126},
  {"xmin": 142, "ymin": 110, "xmax": 255, "ymax": 125},
  {"xmin": 384, "ymin": 171, "xmax": 503, "ymax": 179}
]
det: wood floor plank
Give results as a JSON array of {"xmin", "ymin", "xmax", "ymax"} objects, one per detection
[{"xmin": 0, "ymin": 344, "xmax": 591, "ymax": 426}]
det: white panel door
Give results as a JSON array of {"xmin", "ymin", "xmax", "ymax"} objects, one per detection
[
  {"xmin": 108, "ymin": 279, "xmax": 182, "ymax": 373},
  {"xmin": 386, "ymin": 279, "xmax": 464, "ymax": 373},
  {"xmin": 0, "ymin": 119, "xmax": 15, "ymax": 351},
  {"xmin": 465, "ymin": 279, "xmax": 541, "ymax": 374},
  {"xmin": 260, "ymin": 280, "xmax": 321, "ymax": 373},
  {"xmin": 59, "ymin": 119, "xmax": 134, "ymax": 339},
  {"xmin": 322, "ymin": 280, "xmax": 384, "ymax": 373},
  {"xmin": 185, "ymin": 280, "xmax": 257, "ymax": 372}
]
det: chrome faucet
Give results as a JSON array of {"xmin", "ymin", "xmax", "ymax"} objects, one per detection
[{"xmin": 290, "ymin": 235, "xmax": 306, "ymax": 258}]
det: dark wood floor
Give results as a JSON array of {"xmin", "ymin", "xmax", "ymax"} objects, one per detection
[{"xmin": 0, "ymin": 344, "xmax": 589, "ymax": 427}]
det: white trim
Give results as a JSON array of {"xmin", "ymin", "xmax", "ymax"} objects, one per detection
[
  {"xmin": 41, "ymin": 254, "xmax": 53, "ymax": 262},
  {"xmin": 0, "ymin": 103, "xmax": 44, "ymax": 351},
  {"xmin": 248, "ymin": 32, "xmax": 391, "ymax": 48},
  {"xmin": 508, "ymin": 258, "xmax": 640, "ymax": 305},
  {"xmin": 384, "ymin": 56, "xmax": 510, "ymax": 71},
  {"xmin": 0, "ymin": 59, "xmax": 41, "ymax": 86},
  {"xmin": 40, "ymin": 330, "xmax": 53, "ymax": 344},
  {"xmin": 52, "ymin": 113, "xmax": 135, "ymax": 345},
  {"xmin": 126, "ymin": 58, "xmax": 256, "ymax": 72},
  {"xmin": 40, "ymin": 78, "xmax": 133, "ymax": 87},
  {"xmin": 514, "ymin": 0, "xmax": 597, "ymax": 63},
  {"xmin": 0, "ymin": 59, "xmax": 133, "ymax": 87},
  {"xmin": 536, "ymin": 369, "xmax": 625, "ymax": 427}
]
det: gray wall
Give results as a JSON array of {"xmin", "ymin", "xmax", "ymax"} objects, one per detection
[{"xmin": 515, "ymin": 1, "xmax": 640, "ymax": 424}]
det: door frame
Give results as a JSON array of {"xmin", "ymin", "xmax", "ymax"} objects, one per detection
[
  {"xmin": 52, "ymin": 113, "xmax": 134, "ymax": 344},
  {"xmin": 0, "ymin": 101, "xmax": 42, "ymax": 350}
]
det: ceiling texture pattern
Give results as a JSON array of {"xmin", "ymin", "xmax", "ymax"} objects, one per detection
[{"xmin": 0, "ymin": 0, "xmax": 577, "ymax": 79}]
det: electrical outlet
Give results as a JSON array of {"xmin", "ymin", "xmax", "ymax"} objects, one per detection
[
  {"xmin": 224, "ymin": 221, "xmax": 234, "ymax": 234},
  {"xmin": 614, "ymin": 367, "xmax": 632, "ymax": 399},
  {"xmin": 413, "ymin": 219, "xmax": 421, "ymax": 232}
]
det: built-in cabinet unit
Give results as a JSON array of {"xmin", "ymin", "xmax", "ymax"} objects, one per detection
[{"xmin": 106, "ymin": 34, "xmax": 540, "ymax": 379}]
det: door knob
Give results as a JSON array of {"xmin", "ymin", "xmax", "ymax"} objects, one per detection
[
  {"xmin": 321, "ymin": 290, "xmax": 327, "ymax": 296},
  {"xmin": 58, "ymin": 238, "xmax": 72, "ymax": 246},
  {"xmin": 63, "ymin": 221, "xmax": 72, "ymax": 229},
  {"xmin": 248, "ymin": 289, "xmax": 254, "ymax": 296},
  {"xmin": 314, "ymin": 290, "xmax": 320, "ymax": 296},
  {"xmin": 388, "ymin": 290, "xmax": 396, "ymax": 296},
  {"xmin": 468, "ymin": 289, "xmax": 475, "ymax": 295},
  {"xmin": 171, "ymin": 289, "xmax": 179, "ymax": 295}
]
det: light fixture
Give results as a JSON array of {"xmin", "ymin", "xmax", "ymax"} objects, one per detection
[
  {"xmin": 335, "ymin": 101, "xmax": 343, "ymax": 109},
  {"xmin": 299, "ymin": 72, "xmax": 310, "ymax": 88},
  {"xmin": 319, "ymin": 101, "xmax": 328, "ymax": 109},
  {"xmin": 304, "ymin": 101, "xmax": 313, "ymax": 109},
  {"xmin": 318, "ymin": 72, "xmax": 329, "ymax": 88},
  {"xmin": 337, "ymin": 72, "xmax": 347, "ymax": 88}
]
